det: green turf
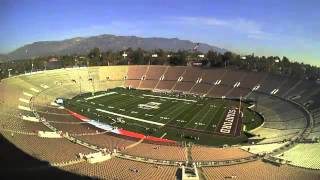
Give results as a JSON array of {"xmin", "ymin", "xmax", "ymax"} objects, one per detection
[{"xmin": 64, "ymin": 87, "xmax": 263, "ymax": 146}]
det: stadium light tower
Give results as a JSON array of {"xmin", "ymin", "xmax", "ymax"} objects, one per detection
[
  {"xmin": 122, "ymin": 52, "xmax": 128, "ymax": 65},
  {"xmin": 31, "ymin": 61, "xmax": 34, "ymax": 73},
  {"xmin": 89, "ymin": 74, "xmax": 96, "ymax": 96},
  {"xmin": 8, "ymin": 69, "xmax": 12, "ymax": 77},
  {"xmin": 122, "ymin": 52, "xmax": 127, "ymax": 58},
  {"xmin": 79, "ymin": 76, "xmax": 82, "ymax": 95},
  {"xmin": 151, "ymin": 54, "xmax": 158, "ymax": 65},
  {"xmin": 74, "ymin": 58, "xmax": 78, "ymax": 67},
  {"xmin": 91, "ymin": 78, "xmax": 95, "ymax": 96}
]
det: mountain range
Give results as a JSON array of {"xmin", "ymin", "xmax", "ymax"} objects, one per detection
[{"xmin": 2, "ymin": 34, "xmax": 228, "ymax": 61}]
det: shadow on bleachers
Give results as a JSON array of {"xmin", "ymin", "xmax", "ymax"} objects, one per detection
[{"xmin": 0, "ymin": 134, "xmax": 95, "ymax": 180}]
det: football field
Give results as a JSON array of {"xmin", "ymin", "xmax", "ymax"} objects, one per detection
[{"xmin": 65, "ymin": 88, "xmax": 263, "ymax": 146}]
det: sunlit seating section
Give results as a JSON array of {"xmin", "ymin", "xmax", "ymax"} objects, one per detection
[
  {"xmin": 0, "ymin": 78, "xmax": 34, "ymax": 108},
  {"xmin": 0, "ymin": 114, "xmax": 50, "ymax": 133},
  {"xmin": 190, "ymin": 68, "xmax": 225, "ymax": 95},
  {"xmin": 35, "ymin": 109, "xmax": 101, "ymax": 134},
  {"xmin": 204, "ymin": 69, "xmax": 244, "ymax": 97},
  {"xmin": 191, "ymin": 145, "xmax": 252, "ymax": 161},
  {"xmin": 156, "ymin": 66, "xmax": 186, "ymax": 90},
  {"xmin": 2, "ymin": 66, "xmax": 320, "ymax": 178},
  {"xmin": 63, "ymin": 158, "xmax": 178, "ymax": 180},
  {"xmin": 76, "ymin": 133, "xmax": 139, "ymax": 151},
  {"xmin": 309, "ymin": 126, "xmax": 320, "ymax": 138},
  {"xmin": 174, "ymin": 67, "xmax": 202, "ymax": 92},
  {"xmin": 139, "ymin": 65, "xmax": 167, "ymax": 89},
  {"xmin": 276, "ymin": 143, "xmax": 320, "ymax": 170},
  {"xmin": 189, "ymin": 82, "xmax": 211, "ymax": 95},
  {"xmin": 126, "ymin": 66, "xmax": 148, "ymax": 80},
  {"xmin": 207, "ymin": 85, "xmax": 231, "ymax": 97},
  {"xmin": 2, "ymin": 132, "xmax": 93, "ymax": 163},
  {"xmin": 201, "ymin": 160, "xmax": 320, "ymax": 180},
  {"xmin": 309, "ymin": 109, "xmax": 320, "ymax": 137},
  {"xmin": 124, "ymin": 65, "xmax": 147, "ymax": 88},
  {"xmin": 124, "ymin": 143, "xmax": 186, "ymax": 161},
  {"xmin": 36, "ymin": 110, "xmax": 81, "ymax": 123},
  {"xmin": 227, "ymin": 87, "xmax": 251, "ymax": 98},
  {"xmin": 241, "ymin": 142, "xmax": 287, "ymax": 154},
  {"xmin": 50, "ymin": 122, "xmax": 100, "ymax": 135},
  {"xmin": 96, "ymin": 66, "xmax": 127, "ymax": 90},
  {"xmin": 225, "ymin": 71, "xmax": 258, "ymax": 97},
  {"xmin": 251, "ymin": 128, "xmax": 300, "ymax": 144}
]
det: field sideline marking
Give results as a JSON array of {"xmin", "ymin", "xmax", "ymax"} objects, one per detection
[
  {"xmin": 85, "ymin": 92, "xmax": 117, "ymax": 100},
  {"xmin": 96, "ymin": 108, "xmax": 165, "ymax": 126},
  {"xmin": 160, "ymin": 132, "xmax": 167, "ymax": 138},
  {"xmin": 142, "ymin": 94, "xmax": 197, "ymax": 102}
]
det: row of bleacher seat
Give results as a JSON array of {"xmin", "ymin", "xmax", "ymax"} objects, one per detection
[
  {"xmin": 1, "ymin": 66, "xmax": 319, "ymax": 177},
  {"xmin": 124, "ymin": 66, "xmax": 319, "ymax": 108},
  {"xmin": 201, "ymin": 160, "xmax": 320, "ymax": 180},
  {"xmin": 123, "ymin": 142, "xmax": 186, "ymax": 161},
  {"xmin": 63, "ymin": 157, "xmax": 178, "ymax": 180},
  {"xmin": 1, "ymin": 132, "xmax": 94, "ymax": 163},
  {"xmin": 191, "ymin": 145, "xmax": 252, "ymax": 161}
]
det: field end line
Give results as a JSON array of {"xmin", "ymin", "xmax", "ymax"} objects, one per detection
[
  {"xmin": 96, "ymin": 108, "xmax": 165, "ymax": 126},
  {"xmin": 85, "ymin": 92, "xmax": 117, "ymax": 100},
  {"xmin": 142, "ymin": 94, "xmax": 197, "ymax": 102}
]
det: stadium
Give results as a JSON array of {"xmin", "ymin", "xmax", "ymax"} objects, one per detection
[{"xmin": 1, "ymin": 65, "xmax": 320, "ymax": 179}]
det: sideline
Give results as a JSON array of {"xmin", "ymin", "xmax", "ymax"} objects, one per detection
[
  {"xmin": 142, "ymin": 94, "xmax": 197, "ymax": 102},
  {"xmin": 96, "ymin": 108, "xmax": 165, "ymax": 126}
]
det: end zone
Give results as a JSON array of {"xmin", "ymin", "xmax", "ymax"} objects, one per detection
[{"xmin": 215, "ymin": 107, "xmax": 242, "ymax": 137}]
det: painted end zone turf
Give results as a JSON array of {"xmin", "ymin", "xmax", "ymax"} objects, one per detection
[
  {"xmin": 215, "ymin": 107, "xmax": 242, "ymax": 137},
  {"xmin": 66, "ymin": 109, "xmax": 176, "ymax": 143}
]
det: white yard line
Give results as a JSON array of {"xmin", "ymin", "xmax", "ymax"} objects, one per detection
[
  {"xmin": 160, "ymin": 132, "xmax": 167, "ymax": 138},
  {"xmin": 142, "ymin": 94, "xmax": 197, "ymax": 102},
  {"xmin": 96, "ymin": 108, "xmax": 165, "ymax": 126},
  {"xmin": 85, "ymin": 92, "xmax": 117, "ymax": 100}
]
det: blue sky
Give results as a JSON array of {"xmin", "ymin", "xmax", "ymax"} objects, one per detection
[{"xmin": 1, "ymin": 0, "xmax": 319, "ymax": 65}]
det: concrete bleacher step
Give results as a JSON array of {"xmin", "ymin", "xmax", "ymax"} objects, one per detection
[
  {"xmin": 50, "ymin": 158, "xmax": 85, "ymax": 167},
  {"xmin": 125, "ymin": 138, "xmax": 145, "ymax": 150}
]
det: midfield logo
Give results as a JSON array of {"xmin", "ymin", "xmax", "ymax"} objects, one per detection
[{"xmin": 138, "ymin": 102, "xmax": 161, "ymax": 110}]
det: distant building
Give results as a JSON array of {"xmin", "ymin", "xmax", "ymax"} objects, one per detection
[
  {"xmin": 190, "ymin": 61, "xmax": 203, "ymax": 67},
  {"xmin": 47, "ymin": 57, "xmax": 63, "ymax": 70}
]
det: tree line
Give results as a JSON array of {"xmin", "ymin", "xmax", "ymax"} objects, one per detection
[{"xmin": 0, "ymin": 47, "xmax": 319, "ymax": 81}]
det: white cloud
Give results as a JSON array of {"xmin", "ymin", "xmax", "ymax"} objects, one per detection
[{"xmin": 169, "ymin": 16, "xmax": 272, "ymax": 40}]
